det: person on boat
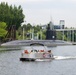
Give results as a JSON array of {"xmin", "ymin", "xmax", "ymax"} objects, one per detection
[
  {"xmin": 45, "ymin": 50, "xmax": 51, "ymax": 58},
  {"xmin": 48, "ymin": 50, "xmax": 53, "ymax": 57},
  {"xmin": 48, "ymin": 50, "xmax": 51, "ymax": 53},
  {"xmin": 24, "ymin": 50, "xmax": 29, "ymax": 54},
  {"xmin": 43, "ymin": 53, "xmax": 46, "ymax": 58},
  {"xmin": 40, "ymin": 50, "xmax": 44, "ymax": 52}
]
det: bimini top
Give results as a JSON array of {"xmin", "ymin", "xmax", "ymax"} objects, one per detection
[{"xmin": 30, "ymin": 43, "xmax": 44, "ymax": 46}]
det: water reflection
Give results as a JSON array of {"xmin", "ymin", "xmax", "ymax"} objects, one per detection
[{"xmin": 0, "ymin": 46, "xmax": 21, "ymax": 51}]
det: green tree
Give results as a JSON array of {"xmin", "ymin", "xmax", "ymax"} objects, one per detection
[
  {"xmin": 0, "ymin": 2, "xmax": 25, "ymax": 30},
  {"xmin": 26, "ymin": 23, "xmax": 32, "ymax": 30},
  {"xmin": 0, "ymin": 22, "xmax": 7, "ymax": 38},
  {"xmin": 56, "ymin": 31, "xmax": 62, "ymax": 40}
]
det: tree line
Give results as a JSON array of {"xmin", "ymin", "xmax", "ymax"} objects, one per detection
[
  {"xmin": 0, "ymin": 2, "xmax": 45, "ymax": 41},
  {"xmin": 17, "ymin": 23, "xmax": 46, "ymax": 40},
  {"xmin": 0, "ymin": 2, "xmax": 25, "ymax": 29},
  {"xmin": 0, "ymin": 2, "xmax": 25, "ymax": 41}
]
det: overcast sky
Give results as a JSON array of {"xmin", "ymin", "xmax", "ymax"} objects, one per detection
[{"xmin": 0, "ymin": 0, "xmax": 76, "ymax": 27}]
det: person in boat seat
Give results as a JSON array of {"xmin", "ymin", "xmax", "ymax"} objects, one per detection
[
  {"xmin": 48, "ymin": 50, "xmax": 51, "ymax": 53},
  {"xmin": 34, "ymin": 50, "xmax": 38, "ymax": 52},
  {"xmin": 43, "ymin": 50, "xmax": 51, "ymax": 58},
  {"xmin": 31, "ymin": 50, "xmax": 33, "ymax": 52},
  {"xmin": 40, "ymin": 50, "xmax": 44, "ymax": 52},
  {"xmin": 24, "ymin": 50, "xmax": 29, "ymax": 54},
  {"xmin": 31, "ymin": 50, "xmax": 38, "ymax": 52},
  {"xmin": 48, "ymin": 50, "xmax": 53, "ymax": 57},
  {"xmin": 43, "ymin": 53, "xmax": 46, "ymax": 58}
]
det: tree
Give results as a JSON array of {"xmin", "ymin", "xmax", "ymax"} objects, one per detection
[
  {"xmin": 0, "ymin": 2, "xmax": 25, "ymax": 30},
  {"xmin": 56, "ymin": 31, "xmax": 62, "ymax": 40},
  {"xmin": 26, "ymin": 23, "xmax": 32, "ymax": 30},
  {"xmin": 0, "ymin": 22, "xmax": 7, "ymax": 38}
]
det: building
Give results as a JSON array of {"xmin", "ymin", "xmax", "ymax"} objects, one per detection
[{"xmin": 42, "ymin": 20, "xmax": 65, "ymax": 30}]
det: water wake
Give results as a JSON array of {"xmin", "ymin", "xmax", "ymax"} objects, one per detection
[
  {"xmin": 34, "ymin": 56, "xmax": 76, "ymax": 61},
  {"xmin": 54, "ymin": 56, "xmax": 76, "ymax": 60}
]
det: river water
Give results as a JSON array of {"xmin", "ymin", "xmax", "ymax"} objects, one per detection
[{"xmin": 0, "ymin": 45, "xmax": 76, "ymax": 75}]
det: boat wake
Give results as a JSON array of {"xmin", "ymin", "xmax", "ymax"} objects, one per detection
[
  {"xmin": 35, "ymin": 56, "xmax": 76, "ymax": 61},
  {"xmin": 54, "ymin": 56, "xmax": 76, "ymax": 60},
  {"xmin": 35, "ymin": 59, "xmax": 45, "ymax": 61}
]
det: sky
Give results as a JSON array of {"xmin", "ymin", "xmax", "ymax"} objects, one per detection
[{"xmin": 0, "ymin": 0, "xmax": 76, "ymax": 27}]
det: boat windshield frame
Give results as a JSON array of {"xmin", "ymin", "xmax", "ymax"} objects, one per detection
[{"xmin": 30, "ymin": 43, "xmax": 44, "ymax": 46}]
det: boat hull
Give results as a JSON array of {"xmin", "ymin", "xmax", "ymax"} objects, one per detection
[
  {"xmin": 20, "ymin": 58, "xmax": 36, "ymax": 61},
  {"xmin": 20, "ymin": 57, "xmax": 54, "ymax": 61}
]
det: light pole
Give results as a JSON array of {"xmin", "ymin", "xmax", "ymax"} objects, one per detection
[
  {"xmin": 31, "ymin": 28, "xmax": 34, "ymax": 40},
  {"xmin": 21, "ymin": 21, "xmax": 26, "ymax": 40},
  {"xmin": 23, "ymin": 27, "xmax": 24, "ymax": 40},
  {"xmin": 40, "ymin": 24, "xmax": 42, "ymax": 40}
]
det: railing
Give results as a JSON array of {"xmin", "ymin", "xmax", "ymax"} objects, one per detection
[
  {"xmin": 56, "ymin": 29, "xmax": 76, "ymax": 31},
  {"xmin": 55, "ymin": 29, "xmax": 76, "ymax": 42}
]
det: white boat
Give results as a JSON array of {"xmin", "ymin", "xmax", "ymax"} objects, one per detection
[{"xmin": 20, "ymin": 43, "xmax": 54, "ymax": 61}]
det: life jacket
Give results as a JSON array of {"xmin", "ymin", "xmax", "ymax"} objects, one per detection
[
  {"xmin": 24, "ymin": 50, "xmax": 29, "ymax": 54},
  {"xmin": 40, "ymin": 50, "xmax": 44, "ymax": 52}
]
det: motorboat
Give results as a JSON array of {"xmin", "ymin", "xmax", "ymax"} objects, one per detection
[{"xmin": 20, "ymin": 43, "xmax": 54, "ymax": 61}]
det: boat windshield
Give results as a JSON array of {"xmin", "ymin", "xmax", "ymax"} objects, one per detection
[{"xmin": 21, "ymin": 45, "xmax": 47, "ymax": 52}]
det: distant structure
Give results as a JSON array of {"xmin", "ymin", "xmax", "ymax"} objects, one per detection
[
  {"xmin": 42, "ymin": 20, "xmax": 65, "ymax": 30},
  {"xmin": 45, "ymin": 20, "xmax": 65, "ymax": 40},
  {"xmin": 46, "ymin": 22, "xmax": 56, "ymax": 40},
  {"xmin": 59, "ymin": 20, "xmax": 65, "ymax": 29},
  {"xmin": 54, "ymin": 20, "xmax": 65, "ymax": 29}
]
